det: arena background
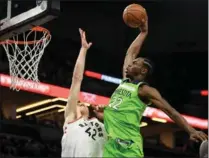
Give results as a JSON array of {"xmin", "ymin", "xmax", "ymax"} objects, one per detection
[{"xmin": 0, "ymin": 0, "xmax": 208, "ymax": 157}]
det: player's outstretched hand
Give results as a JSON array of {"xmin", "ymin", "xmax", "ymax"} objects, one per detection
[
  {"xmin": 190, "ymin": 131, "xmax": 208, "ymax": 143},
  {"xmin": 79, "ymin": 28, "xmax": 92, "ymax": 49},
  {"xmin": 139, "ymin": 19, "xmax": 148, "ymax": 33}
]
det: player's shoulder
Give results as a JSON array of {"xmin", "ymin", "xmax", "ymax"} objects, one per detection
[
  {"xmin": 138, "ymin": 83, "xmax": 149, "ymax": 90},
  {"xmin": 137, "ymin": 84, "xmax": 153, "ymax": 105},
  {"xmin": 138, "ymin": 84, "xmax": 158, "ymax": 99}
]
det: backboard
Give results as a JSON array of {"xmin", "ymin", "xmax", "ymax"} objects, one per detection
[{"xmin": 0, "ymin": 0, "xmax": 60, "ymax": 41}]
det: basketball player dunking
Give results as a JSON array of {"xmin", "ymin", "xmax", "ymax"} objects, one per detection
[
  {"xmin": 61, "ymin": 29, "xmax": 106, "ymax": 157},
  {"xmin": 94, "ymin": 20, "xmax": 208, "ymax": 157}
]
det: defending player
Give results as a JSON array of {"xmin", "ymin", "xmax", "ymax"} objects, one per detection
[
  {"xmin": 98, "ymin": 20, "xmax": 208, "ymax": 157},
  {"xmin": 61, "ymin": 28, "xmax": 106, "ymax": 157}
]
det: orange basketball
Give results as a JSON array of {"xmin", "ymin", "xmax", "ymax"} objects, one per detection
[{"xmin": 123, "ymin": 4, "xmax": 147, "ymax": 28}]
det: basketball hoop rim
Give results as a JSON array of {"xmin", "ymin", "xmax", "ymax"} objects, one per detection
[{"xmin": 0, "ymin": 26, "xmax": 51, "ymax": 45}]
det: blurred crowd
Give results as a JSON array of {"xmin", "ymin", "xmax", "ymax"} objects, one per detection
[
  {"xmin": 0, "ymin": 113, "xmax": 61, "ymax": 158},
  {"xmin": 0, "ymin": 133, "xmax": 60, "ymax": 158}
]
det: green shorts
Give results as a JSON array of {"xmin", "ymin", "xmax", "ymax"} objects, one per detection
[{"xmin": 103, "ymin": 138, "xmax": 144, "ymax": 158}]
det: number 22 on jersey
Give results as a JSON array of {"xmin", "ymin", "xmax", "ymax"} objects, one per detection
[{"xmin": 108, "ymin": 96, "xmax": 123, "ymax": 110}]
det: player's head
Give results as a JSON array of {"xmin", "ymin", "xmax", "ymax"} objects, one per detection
[
  {"xmin": 77, "ymin": 101, "xmax": 97, "ymax": 119},
  {"xmin": 125, "ymin": 57, "xmax": 153, "ymax": 81},
  {"xmin": 77, "ymin": 101, "xmax": 90, "ymax": 118}
]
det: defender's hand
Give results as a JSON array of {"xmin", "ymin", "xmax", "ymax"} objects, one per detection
[
  {"xmin": 79, "ymin": 28, "xmax": 92, "ymax": 49},
  {"xmin": 190, "ymin": 131, "xmax": 208, "ymax": 142}
]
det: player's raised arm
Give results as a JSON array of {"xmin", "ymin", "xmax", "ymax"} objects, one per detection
[
  {"xmin": 123, "ymin": 21, "xmax": 148, "ymax": 79},
  {"xmin": 139, "ymin": 85, "xmax": 208, "ymax": 142},
  {"xmin": 64, "ymin": 28, "xmax": 92, "ymax": 121}
]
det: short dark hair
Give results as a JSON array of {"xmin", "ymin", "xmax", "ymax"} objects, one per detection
[
  {"xmin": 143, "ymin": 58, "xmax": 153, "ymax": 76},
  {"xmin": 88, "ymin": 105, "xmax": 103, "ymax": 123},
  {"xmin": 88, "ymin": 105, "xmax": 96, "ymax": 119}
]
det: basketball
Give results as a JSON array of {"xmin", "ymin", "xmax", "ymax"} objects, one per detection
[{"xmin": 123, "ymin": 4, "xmax": 147, "ymax": 28}]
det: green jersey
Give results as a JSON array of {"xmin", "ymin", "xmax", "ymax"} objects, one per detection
[{"xmin": 104, "ymin": 79, "xmax": 148, "ymax": 142}]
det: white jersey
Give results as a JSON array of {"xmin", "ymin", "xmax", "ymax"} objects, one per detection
[{"xmin": 61, "ymin": 117, "xmax": 107, "ymax": 157}]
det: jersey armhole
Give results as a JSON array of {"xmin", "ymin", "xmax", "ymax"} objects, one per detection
[
  {"xmin": 137, "ymin": 82, "xmax": 148, "ymax": 87},
  {"xmin": 137, "ymin": 82, "xmax": 152, "ymax": 106}
]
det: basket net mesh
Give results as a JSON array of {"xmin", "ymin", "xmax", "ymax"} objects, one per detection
[{"xmin": 1, "ymin": 27, "xmax": 51, "ymax": 91}]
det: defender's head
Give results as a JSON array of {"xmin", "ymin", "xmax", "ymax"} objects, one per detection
[
  {"xmin": 77, "ymin": 101, "xmax": 90, "ymax": 118},
  {"xmin": 77, "ymin": 101, "xmax": 96, "ymax": 119},
  {"xmin": 125, "ymin": 57, "xmax": 153, "ymax": 81}
]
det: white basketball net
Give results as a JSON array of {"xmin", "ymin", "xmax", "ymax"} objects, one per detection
[{"xmin": 1, "ymin": 27, "xmax": 51, "ymax": 91}]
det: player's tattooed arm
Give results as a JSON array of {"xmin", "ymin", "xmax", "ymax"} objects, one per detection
[
  {"xmin": 65, "ymin": 28, "xmax": 92, "ymax": 121},
  {"xmin": 139, "ymin": 85, "xmax": 208, "ymax": 142},
  {"xmin": 123, "ymin": 20, "xmax": 148, "ymax": 79}
]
